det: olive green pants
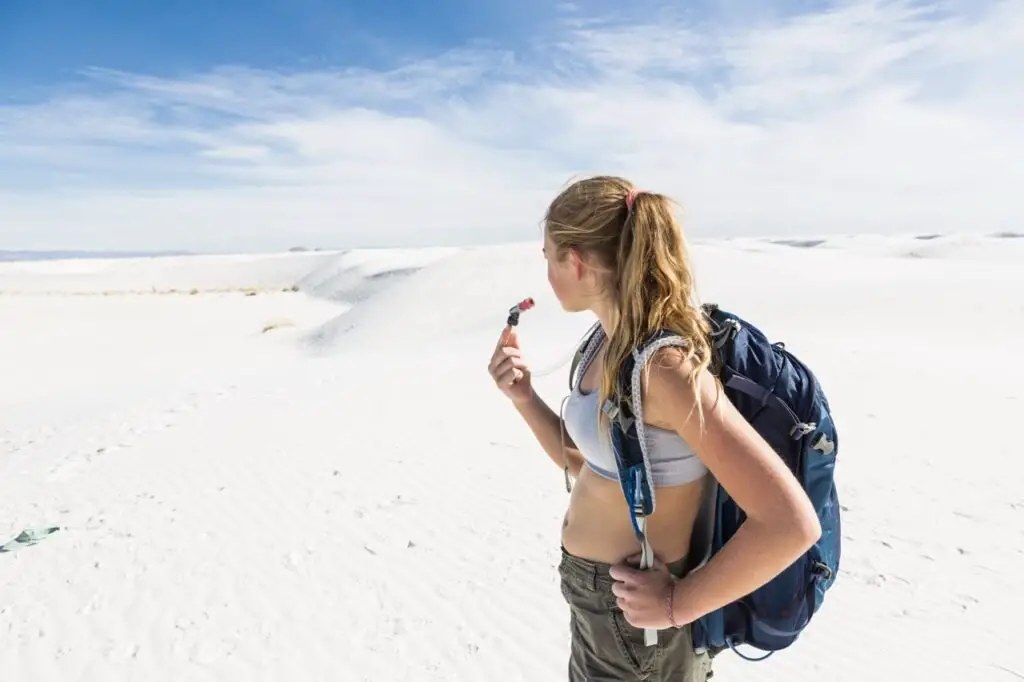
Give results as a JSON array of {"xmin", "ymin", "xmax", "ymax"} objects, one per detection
[{"xmin": 559, "ymin": 547, "xmax": 713, "ymax": 681}]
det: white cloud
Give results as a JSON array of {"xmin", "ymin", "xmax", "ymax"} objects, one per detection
[{"xmin": 1, "ymin": 0, "xmax": 1020, "ymax": 251}]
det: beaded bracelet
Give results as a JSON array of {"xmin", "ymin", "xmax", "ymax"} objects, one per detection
[{"xmin": 666, "ymin": 578, "xmax": 681, "ymax": 628}]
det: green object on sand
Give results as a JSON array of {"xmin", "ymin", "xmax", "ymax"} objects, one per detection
[{"xmin": 0, "ymin": 526, "xmax": 60, "ymax": 554}]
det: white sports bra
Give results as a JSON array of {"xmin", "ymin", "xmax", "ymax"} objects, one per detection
[{"xmin": 562, "ymin": 328, "xmax": 708, "ymax": 487}]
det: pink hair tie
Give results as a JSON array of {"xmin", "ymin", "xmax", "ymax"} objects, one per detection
[{"xmin": 625, "ymin": 189, "xmax": 641, "ymax": 210}]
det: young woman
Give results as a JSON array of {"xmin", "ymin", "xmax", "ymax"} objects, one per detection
[{"xmin": 487, "ymin": 176, "xmax": 822, "ymax": 681}]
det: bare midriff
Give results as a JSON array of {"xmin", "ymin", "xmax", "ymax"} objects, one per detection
[{"xmin": 560, "ymin": 464, "xmax": 706, "ymax": 565}]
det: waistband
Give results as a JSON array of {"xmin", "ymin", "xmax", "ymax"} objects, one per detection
[{"xmin": 559, "ymin": 545, "xmax": 689, "ymax": 588}]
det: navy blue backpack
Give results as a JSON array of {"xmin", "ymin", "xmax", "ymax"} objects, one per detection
[{"xmin": 569, "ymin": 303, "xmax": 841, "ymax": 660}]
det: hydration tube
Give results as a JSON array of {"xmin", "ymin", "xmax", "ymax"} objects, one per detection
[
  {"xmin": 504, "ymin": 298, "xmax": 655, "ymax": 643},
  {"xmin": 504, "ymin": 298, "xmax": 657, "ymax": 646}
]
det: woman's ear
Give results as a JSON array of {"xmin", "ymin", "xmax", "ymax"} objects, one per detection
[{"xmin": 569, "ymin": 248, "xmax": 584, "ymax": 280}]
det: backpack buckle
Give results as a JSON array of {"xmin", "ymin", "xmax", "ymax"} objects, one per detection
[
  {"xmin": 602, "ymin": 399, "xmax": 634, "ymax": 431},
  {"xmin": 812, "ymin": 433, "xmax": 835, "ymax": 456},
  {"xmin": 790, "ymin": 422, "xmax": 817, "ymax": 437}
]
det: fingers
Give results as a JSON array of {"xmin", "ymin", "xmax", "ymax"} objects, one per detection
[
  {"xmin": 612, "ymin": 584, "xmax": 647, "ymax": 627},
  {"xmin": 504, "ymin": 326, "xmax": 520, "ymax": 349},
  {"xmin": 617, "ymin": 553, "xmax": 667, "ymax": 572},
  {"xmin": 606, "ymin": 557, "xmax": 647, "ymax": 577},
  {"xmin": 491, "ymin": 344, "xmax": 522, "ymax": 362},
  {"xmin": 492, "ymin": 355, "xmax": 528, "ymax": 386},
  {"xmin": 488, "ymin": 346, "xmax": 524, "ymax": 376},
  {"xmin": 612, "ymin": 576, "xmax": 670, "ymax": 629},
  {"xmin": 611, "ymin": 581, "xmax": 633, "ymax": 599},
  {"xmin": 495, "ymin": 360, "xmax": 524, "ymax": 382},
  {"xmin": 608, "ymin": 563, "xmax": 642, "ymax": 585},
  {"xmin": 496, "ymin": 368, "xmax": 524, "ymax": 386},
  {"xmin": 611, "ymin": 581, "xmax": 634, "ymax": 612},
  {"xmin": 495, "ymin": 325, "xmax": 511, "ymax": 351},
  {"xmin": 489, "ymin": 327, "xmax": 526, "ymax": 390},
  {"xmin": 494, "ymin": 325, "xmax": 519, "ymax": 351}
]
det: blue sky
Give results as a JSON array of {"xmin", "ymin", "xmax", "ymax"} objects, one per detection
[
  {"xmin": 0, "ymin": 0, "xmax": 1020, "ymax": 252},
  {"xmin": 1, "ymin": 0, "xmax": 556, "ymax": 88}
]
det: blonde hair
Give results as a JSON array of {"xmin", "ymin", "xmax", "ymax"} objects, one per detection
[{"xmin": 544, "ymin": 175, "xmax": 713, "ymax": 427}]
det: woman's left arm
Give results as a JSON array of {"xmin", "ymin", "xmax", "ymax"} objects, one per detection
[{"xmin": 613, "ymin": 346, "xmax": 822, "ymax": 627}]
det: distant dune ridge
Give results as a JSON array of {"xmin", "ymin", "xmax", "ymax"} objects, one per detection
[
  {"xmin": 0, "ymin": 249, "xmax": 194, "ymax": 262},
  {"xmin": 0, "ymin": 232, "xmax": 1020, "ymax": 681}
]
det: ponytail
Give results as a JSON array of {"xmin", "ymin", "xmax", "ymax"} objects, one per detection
[{"xmin": 598, "ymin": 191, "xmax": 713, "ymax": 430}]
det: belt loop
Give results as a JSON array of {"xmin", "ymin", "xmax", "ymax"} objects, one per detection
[{"xmin": 588, "ymin": 564, "xmax": 598, "ymax": 591}]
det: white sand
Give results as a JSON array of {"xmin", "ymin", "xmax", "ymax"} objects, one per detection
[{"xmin": 1, "ymin": 234, "xmax": 1021, "ymax": 681}]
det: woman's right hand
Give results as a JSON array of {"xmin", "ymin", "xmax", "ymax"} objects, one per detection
[{"xmin": 488, "ymin": 325, "xmax": 534, "ymax": 405}]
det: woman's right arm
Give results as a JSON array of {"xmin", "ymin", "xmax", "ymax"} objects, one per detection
[
  {"xmin": 488, "ymin": 325, "xmax": 583, "ymax": 479},
  {"xmin": 513, "ymin": 391, "xmax": 584, "ymax": 480}
]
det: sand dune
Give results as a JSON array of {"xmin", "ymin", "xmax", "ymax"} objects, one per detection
[
  {"xmin": 719, "ymin": 231, "xmax": 1024, "ymax": 264},
  {"xmin": 299, "ymin": 243, "xmax": 595, "ymax": 359},
  {"xmin": 0, "ymin": 234, "xmax": 1021, "ymax": 681},
  {"xmin": 294, "ymin": 247, "xmax": 458, "ymax": 304},
  {"xmin": 0, "ymin": 252, "xmax": 336, "ymax": 296}
]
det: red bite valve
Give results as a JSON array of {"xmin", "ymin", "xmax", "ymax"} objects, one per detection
[{"xmin": 506, "ymin": 297, "xmax": 535, "ymax": 326}]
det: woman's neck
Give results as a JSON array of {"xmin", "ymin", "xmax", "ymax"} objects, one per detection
[{"xmin": 590, "ymin": 299, "xmax": 617, "ymax": 337}]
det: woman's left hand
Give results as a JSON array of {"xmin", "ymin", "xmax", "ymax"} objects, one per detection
[{"xmin": 609, "ymin": 554, "xmax": 679, "ymax": 630}]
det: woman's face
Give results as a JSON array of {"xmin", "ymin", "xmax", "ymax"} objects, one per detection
[{"xmin": 543, "ymin": 231, "xmax": 589, "ymax": 313}]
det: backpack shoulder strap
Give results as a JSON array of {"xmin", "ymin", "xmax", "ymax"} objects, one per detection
[
  {"xmin": 603, "ymin": 328, "xmax": 689, "ymax": 650},
  {"xmin": 605, "ymin": 328, "xmax": 691, "ymax": 518},
  {"xmin": 617, "ymin": 329, "xmax": 689, "ymax": 415},
  {"xmin": 568, "ymin": 321, "xmax": 603, "ymax": 392},
  {"xmin": 568, "ymin": 348, "xmax": 583, "ymax": 392}
]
